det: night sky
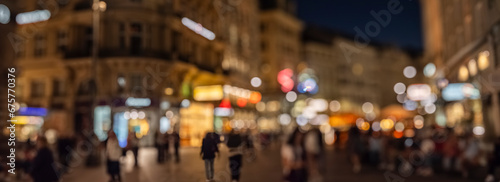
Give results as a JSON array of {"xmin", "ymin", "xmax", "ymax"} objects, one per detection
[{"xmin": 297, "ymin": 0, "xmax": 423, "ymax": 50}]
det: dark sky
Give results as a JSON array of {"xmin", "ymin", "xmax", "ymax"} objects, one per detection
[{"xmin": 297, "ymin": 0, "xmax": 423, "ymax": 50}]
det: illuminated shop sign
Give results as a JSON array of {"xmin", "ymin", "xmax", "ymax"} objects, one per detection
[
  {"xmin": 114, "ymin": 112, "xmax": 129, "ymax": 148},
  {"xmin": 193, "ymin": 85, "xmax": 224, "ymax": 101},
  {"xmin": 16, "ymin": 9, "xmax": 51, "ymax": 25},
  {"xmin": 214, "ymin": 107, "xmax": 234, "ymax": 117},
  {"xmin": 0, "ymin": 4, "xmax": 10, "ymax": 24},
  {"xmin": 94, "ymin": 106, "xmax": 111, "ymax": 141},
  {"xmin": 10, "ymin": 116, "xmax": 44, "ymax": 125},
  {"xmin": 126, "ymin": 97, "xmax": 151, "ymax": 107},
  {"xmin": 407, "ymin": 84, "xmax": 431, "ymax": 101},
  {"xmin": 182, "ymin": 17, "xmax": 216, "ymax": 40},
  {"xmin": 18, "ymin": 107, "xmax": 47, "ymax": 116},
  {"xmin": 442, "ymin": 83, "xmax": 480, "ymax": 101}
]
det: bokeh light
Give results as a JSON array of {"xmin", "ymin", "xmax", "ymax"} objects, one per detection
[
  {"xmin": 329, "ymin": 100, "xmax": 341, "ymax": 112},
  {"xmin": 286, "ymin": 91, "xmax": 298, "ymax": 102},
  {"xmin": 251, "ymin": 77, "xmax": 262, "ymax": 87},
  {"xmin": 362, "ymin": 102, "xmax": 374, "ymax": 113},
  {"xmin": 403, "ymin": 66, "xmax": 417, "ymax": 78},
  {"xmin": 423, "ymin": 63, "xmax": 436, "ymax": 77},
  {"xmin": 394, "ymin": 82, "xmax": 406, "ymax": 94}
]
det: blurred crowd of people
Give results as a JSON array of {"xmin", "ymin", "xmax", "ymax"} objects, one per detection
[
  {"xmin": 281, "ymin": 127, "xmax": 325, "ymax": 182},
  {"xmin": 344, "ymin": 126, "xmax": 489, "ymax": 179}
]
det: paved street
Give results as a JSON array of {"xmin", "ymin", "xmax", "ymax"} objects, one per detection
[{"xmin": 55, "ymin": 144, "xmax": 481, "ymax": 182}]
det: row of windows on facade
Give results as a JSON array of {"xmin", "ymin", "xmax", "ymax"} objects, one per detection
[
  {"xmin": 442, "ymin": 1, "xmax": 497, "ymax": 60},
  {"xmin": 16, "ymin": 23, "xmax": 224, "ymax": 65},
  {"xmin": 26, "ymin": 74, "xmax": 150, "ymax": 98}
]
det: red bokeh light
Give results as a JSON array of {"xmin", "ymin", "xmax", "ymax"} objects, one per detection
[{"xmin": 237, "ymin": 98, "xmax": 247, "ymax": 107}]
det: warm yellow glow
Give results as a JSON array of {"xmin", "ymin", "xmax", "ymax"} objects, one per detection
[
  {"xmin": 380, "ymin": 119, "xmax": 395, "ymax": 131},
  {"xmin": 458, "ymin": 65, "xmax": 469, "ymax": 81},
  {"xmin": 164, "ymin": 87, "xmax": 174, "ymax": 95},
  {"xmin": 193, "ymin": 85, "xmax": 224, "ymax": 101},
  {"xmin": 180, "ymin": 103, "xmax": 214, "ymax": 146},
  {"xmin": 256, "ymin": 102, "xmax": 266, "ymax": 112},
  {"xmin": 478, "ymin": 51, "xmax": 490, "ymax": 70},
  {"xmin": 468, "ymin": 59, "xmax": 478, "ymax": 76},
  {"xmin": 360, "ymin": 122, "xmax": 370, "ymax": 131},
  {"xmin": 11, "ymin": 116, "xmax": 28, "ymax": 125}
]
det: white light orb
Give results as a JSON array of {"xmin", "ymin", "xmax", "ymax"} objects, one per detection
[
  {"xmin": 286, "ymin": 91, "xmax": 297, "ymax": 102},
  {"xmin": 181, "ymin": 99, "xmax": 190, "ymax": 108},
  {"xmin": 251, "ymin": 77, "xmax": 262, "ymax": 87},
  {"xmin": 424, "ymin": 104, "xmax": 436, "ymax": 114},
  {"xmin": 362, "ymin": 102, "xmax": 374, "ymax": 113},
  {"xmin": 329, "ymin": 100, "xmax": 341, "ymax": 112},
  {"xmin": 423, "ymin": 63, "xmax": 436, "ymax": 77},
  {"xmin": 279, "ymin": 114, "xmax": 291, "ymax": 125},
  {"xmin": 403, "ymin": 66, "xmax": 417, "ymax": 78},
  {"xmin": 310, "ymin": 99, "xmax": 328, "ymax": 112},
  {"xmin": 473, "ymin": 126, "xmax": 485, "ymax": 136},
  {"xmin": 138, "ymin": 111, "xmax": 146, "ymax": 119},
  {"xmin": 394, "ymin": 82, "xmax": 406, "ymax": 94}
]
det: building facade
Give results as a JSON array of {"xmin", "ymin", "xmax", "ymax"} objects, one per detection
[
  {"xmin": 14, "ymin": 0, "xmax": 260, "ymax": 146},
  {"xmin": 302, "ymin": 26, "xmax": 418, "ymax": 116},
  {"xmin": 421, "ymin": 0, "xmax": 500, "ymax": 138}
]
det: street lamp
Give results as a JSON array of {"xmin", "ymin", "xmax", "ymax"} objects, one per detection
[{"xmin": 87, "ymin": 0, "xmax": 106, "ymax": 167}]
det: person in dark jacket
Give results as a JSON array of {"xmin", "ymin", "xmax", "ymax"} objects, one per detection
[
  {"xmin": 30, "ymin": 137, "xmax": 59, "ymax": 182},
  {"xmin": 200, "ymin": 133, "xmax": 219, "ymax": 181},
  {"xmin": 227, "ymin": 130, "xmax": 244, "ymax": 182},
  {"xmin": 172, "ymin": 131, "xmax": 181, "ymax": 162}
]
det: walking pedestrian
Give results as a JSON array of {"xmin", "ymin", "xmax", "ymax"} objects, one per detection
[
  {"xmin": 106, "ymin": 131, "xmax": 122, "ymax": 182},
  {"xmin": 201, "ymin": 133, "xmax": 219, "ymax": 182},
  {"xmin": 305, "ymin": 128, "xmax": 325, "ymax": 182},
  {"xmin": 368, "ymin": 131, "xmax": 383, "ymax": 167},
  {"xmin": 282, "ymin": 128, "xmax": 307, "ymax": 182},
  {"xmin": 347, "ymin": 127, "xmax": 364, "ymax": 173},
  {"xmin": 156, "ymin": 131, "xmax": 166, "ymax": 163},
  {"xmin": 29, "ymin": 137, "xmax": 59, "ymax": 182},
  {"xmin": 128, "ymin": 132, "xmax": 140, "ymax": 167},
  {"xmin": 172, "ymin": 131, "xmax": 181, "ymax": 162},
  {"xmin": 227, "ymin": 130, "xmax": 244, "ymax": 182}
]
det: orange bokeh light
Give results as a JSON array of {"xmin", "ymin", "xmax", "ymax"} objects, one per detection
[
  {"xmin": 249, "ymin": 92, "xmax": 262, "ymax": 104},
  {"xmin": 393, "ymin": 131, "xmax": 404, "ymax": 139},
  {"xmin": 237, "ymin": 98, "xmax": 247, "ymax": 107}
]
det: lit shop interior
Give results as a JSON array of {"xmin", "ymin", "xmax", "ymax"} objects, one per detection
[
  {"xmin": 178, "ymin": 85, "xmax": 261, "ymax": 146},
  {"xmin": 9, "ymin": 107, "xmax": 47, "ymax": 142},
  {"xmin": 94, "ymin": 97, "xmax": 159, "ymax": 148}
]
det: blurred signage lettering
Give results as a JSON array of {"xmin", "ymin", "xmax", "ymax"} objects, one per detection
[
  {"xmin": 193, "ymin": 85, "xmax": 224, "ymax": 101},
  {"xmin": 18, "ymin": 107, "xmax": 47, "ymax": 116},
  {"xmin": 126, "ymin": 97, "xmax": 151, "ymax": 107},
  {"xmin": 407, "ymin": 84, "xmax": 431, "ymax": 101},
  {"xmin": 16, "ymin": 9, "xmax": 50, "ymax": 24},
  {"xmin": 442, "ymin": 83, "xmax": 480, "ymax": 101}
]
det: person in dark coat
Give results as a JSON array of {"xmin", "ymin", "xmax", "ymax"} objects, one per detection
[
  {"xmin": 200, "ymin": 133, "xmax": 219, "ymax": 181},
  {"xmin": 172, "ymin": 131, "xmax": 181, "ymax": 162},
  {"xmin": 30, "ymin": 137, "xmax": 59, "ymax": 182},
  {"xmin": 227, "ymin": 130, "xmax": 244, "ymax": 182}
]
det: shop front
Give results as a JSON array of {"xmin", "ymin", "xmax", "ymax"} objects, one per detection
[
  {"xmin": 10, "ymin": 107, "xmax": 47, "ymax": 142},
  {"xmin": 93, "ymin": 97, "xmax": 160, "ymax": 148}
]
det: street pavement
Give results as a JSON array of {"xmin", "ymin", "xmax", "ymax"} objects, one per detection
[{"xmin": 46, "ymin": 144, "xmax": 481, "ymax": 182}]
